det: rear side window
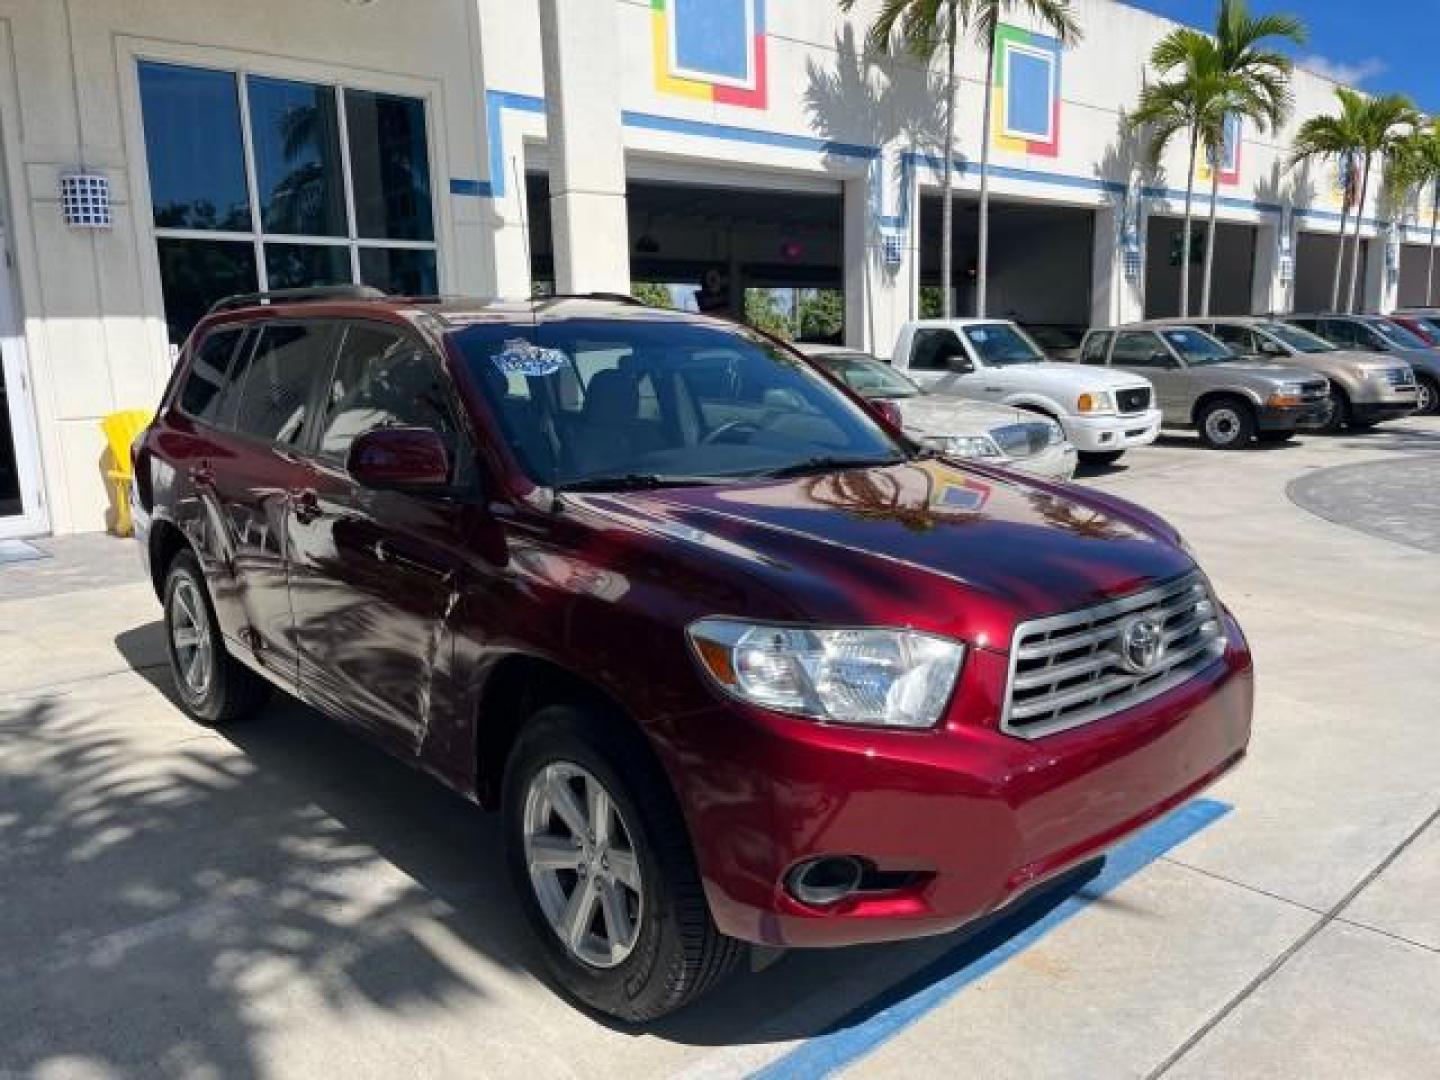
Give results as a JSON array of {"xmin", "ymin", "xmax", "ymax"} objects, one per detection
[
  {"xmin": 1209, "ymin": 324, "xmax": 1254, "ymax": 352},
  {"xmin": 232, "ymin": 323, "xmax": 334, "ymax": 445},
  {"xmin": 1080, "ymin": 331, "xmax": 1112, "ymax": 364},
  {"xmin": 179, "ymin": 328, "xmax": 245, "ymax": 424},
  {"xmin": 316, "ymin": 323, "xmax": 464, "ymax": 469},
  {"xmin": 910, "ymin": 329, "xmax": 966, "ymax": 371}
]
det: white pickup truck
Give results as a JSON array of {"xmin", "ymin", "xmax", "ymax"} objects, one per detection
[{"xmin": 892, "ymin": 319, "xmax": 1163, "ymax": 465}]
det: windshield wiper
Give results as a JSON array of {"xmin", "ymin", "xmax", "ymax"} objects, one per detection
[
  {"xmin": 757, "ymin": 454, "xmax": 905, "ymax": 479},
  {"xmin": 556, "ymin": 473, "xmax": 728, "ymax": 492}
]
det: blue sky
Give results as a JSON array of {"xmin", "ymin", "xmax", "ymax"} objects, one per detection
[{"xmin": 1122, "ymin": 1, "xmax": 1438, "ymax": 113}]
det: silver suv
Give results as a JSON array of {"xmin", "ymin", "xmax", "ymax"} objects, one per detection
[
  {"xmin": 1285, "ymin": 314, "xmax": 1440, "ymax": 416},
  {"xmin": 1078, "ymin": 324, "xmax": 1330, "ymax": 449},
  {"xmin": 1148, "ymin": 316, "xmax": 1417, "ymax": 432}
]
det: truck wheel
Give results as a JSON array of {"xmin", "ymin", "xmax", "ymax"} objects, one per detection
[
  {"xmin": 1416, "ymin": 376, "xmax": 1439, "ymax": 416},
  {"xmin": 1317, "ymin": 387, "xmax": 1350, "ymax": 434},
  {"xmin": 1197, "ymin": 398, "xmax": 1256, "ymax": 450},
  {"xmin": 1078, "ymin": 450, "xmax": 1125, "ymax": 466},
  {"xmin": 163, "ymin": 550, "xmax": 269, "ymax": 726},
  {"xmin": 503, "ymin": 705, "xmax": 743, "ymax": 1021}
]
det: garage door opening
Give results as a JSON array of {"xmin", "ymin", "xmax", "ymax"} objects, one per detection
[
  {"xmin": 1293, "ymin": 231, "xmax": 1369, "ymax": 313},
  {"xmin": 919, "ymin": 195, "xmax": 1094, "ymax": 342},
  {"xmin": 525, "ymin": 173, "xmax": 845, "ymax": 341},
  {"xmin": 1398, "ymin": 243, "xmax": 1440, "ymax": 308},
  {"xmin": 1143, "ymin": 216, "xmax": 1256, "ymax": 318}
]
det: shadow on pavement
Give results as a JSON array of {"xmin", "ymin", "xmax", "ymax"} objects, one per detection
[{"xmin": 3, "ymin": 620, "xmax": 1103, "ymax": 1074}]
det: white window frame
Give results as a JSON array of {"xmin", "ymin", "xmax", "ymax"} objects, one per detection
[
  {"xmin": 666, "ymin": 0, "xmax": 757, "ymax": 90},
  {"xmin": 118, "ymin": 38, "xmax": 452, "ymax": 333},
  {"xmin": 1001, "ymin": 42, "xmax": 1057, "ymax": 145}
]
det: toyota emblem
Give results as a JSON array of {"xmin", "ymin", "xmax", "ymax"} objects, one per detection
[{"xmin": 1118, "ymin": 616, "xmax": 1166, "ymax": 674}]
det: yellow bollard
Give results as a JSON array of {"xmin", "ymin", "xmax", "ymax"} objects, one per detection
[{"xmin": 100, "ymin": 409, "xmax": 152, "ymax": 537}]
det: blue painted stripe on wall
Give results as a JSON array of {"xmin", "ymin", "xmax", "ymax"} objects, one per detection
[
  {"xmin": 622, "ymin": 109, "xmax": 878, "ymax": 159},
  {"xmin": 748, "ymin": 798, "xmax": 1232, "ymax": 1080}
]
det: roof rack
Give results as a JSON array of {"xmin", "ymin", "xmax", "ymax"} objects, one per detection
[{"xmin": 207, "ymin": 285, "xmax": 388, "ymax": 316}]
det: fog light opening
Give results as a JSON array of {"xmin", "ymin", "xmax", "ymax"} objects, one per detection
[{"xmin": 787, "ymin": 855, "xmax": 865, "ymax": 907}]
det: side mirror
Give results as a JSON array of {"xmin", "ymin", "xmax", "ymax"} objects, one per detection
[
  {"xmin": 947, "ymin": 355, "xmax": 975, "ymax": 374},
  {"xmin": 870, "ymin": 398, "xmax": 905, "ymax": 428},
  {"xmin": 347, "ymin": 427, "xmax": 450, "ymax": 490}
]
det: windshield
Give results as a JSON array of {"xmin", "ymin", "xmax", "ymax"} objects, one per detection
[
  {"xmin": 814, "ymin": 353, "xmax": 922, "ymax": 399},
  {"xmin": 455, "ymin": 318, "xmax": 905, "ymax": 489},
  {"xmin": 1258, "ymin": 322, "xmax": 1334, "ymax": 354},
  {"xmin": 1371, "ymin": 319, "xmax": 1429, "ymax": 349},
  {"xmin": 1160, "ymin": 328, "xmax": 1234, "ymax": 365},
  {"xmin": 961, "ymin": 323, "xmax": 1046, "ymax": 365}
]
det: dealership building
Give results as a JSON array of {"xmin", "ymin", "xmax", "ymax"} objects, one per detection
[{"xmin": 0, "ymin": 0, "xmax": 1433, "ymax": 538}]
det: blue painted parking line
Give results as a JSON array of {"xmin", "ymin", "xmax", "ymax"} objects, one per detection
[{"xmin": 749, "ymin": 798, "xmax": 1232, "ymax": 1080}]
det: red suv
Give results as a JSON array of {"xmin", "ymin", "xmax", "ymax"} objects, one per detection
[{"xmin": 132, "ymin": 289, "xmax": 1252, "ymax": 1020}]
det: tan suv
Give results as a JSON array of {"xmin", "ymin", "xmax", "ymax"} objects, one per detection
[{"xmin": 1145, "ymin": 317, "xmax": 1417, "ymax": 432}]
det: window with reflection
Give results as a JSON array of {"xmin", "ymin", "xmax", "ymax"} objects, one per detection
[{"xmin": 139, "ymin": 61, "xmax": 439, "ymax": 346}]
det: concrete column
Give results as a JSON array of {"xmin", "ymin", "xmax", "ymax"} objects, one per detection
[
  {"xmin": 1364, "ymin": 226, "xmax": 1400, "ymax": 313},
  {"xmin": 538, "ymin": 0, "xmax": 630, "ymax": 294},
  {"xmin": 1091, "ymin": 195, "xmax": 1145, "ymax": 328},
  {"xmin": 844, "ymin": 165, "xmax": 917, "ymax": 358},
  {"xmin": 1251, "ymin": 217, "xmax": 1287, "ymax": 315}
]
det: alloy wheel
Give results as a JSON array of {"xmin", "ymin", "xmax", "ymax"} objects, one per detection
[
  {"xmin": 523, "ymin": 761, "xmax": 643, "ymax": 968},
  {"xmin": 1418, "ymin": 380, "xmax": 1437, "ymax": 415},
  {"xmin": 169, "ymin": 577, "xmax": 214, "ymax": 697}
]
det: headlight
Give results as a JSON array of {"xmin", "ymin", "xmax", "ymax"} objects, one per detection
[
  {"xmin": 1076, "ymin": 391, "xmax": 1115, "ymax": 414},
  {"xmin": 925, "ymin": 434, "xmax": 1001, "ymax": 458},
  {"xmin": 1046, "ymin": 420, "xmax": 1065, "ymax": 446},
  {"xmin": 1266, "ymin": 383, "xmax": 1306, "ymax": 408},
  {"xmin": 1353, "ymin": 363, "xmax": 1389, "ymax": 376},
  {"xmin": 687, "ymin": 619, "xmax": 965, "ymax": 729}
]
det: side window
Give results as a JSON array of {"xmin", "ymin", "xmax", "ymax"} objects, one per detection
[
  {"xmin": 232, "ymin": 323, "xmax": 334, "ymax": 445},
  {"xmin": 910, "ymin": 329, "xmax": 967, "ymax": 371},
  {"xmin": 1111, "ymin": 331, "xmax": 1169, "ymax": 367},
  {"xmin": 1209, "ymin": 324, "xmax": 1252, "ymax": 352},
  {"xmin": 1080, "ymin": 331, "xmax": 1112, "ymax": 364},
  {"xmin": 317, "ymin": 324, "xmax": 462, "ymax": 467},
  {"xmin": 1321, "ymin": 319, "xmax": 1356, "ymax": 347},
  {"xmin": 179, "ymin": 327, "xmax": 246, "ymax": 424}
]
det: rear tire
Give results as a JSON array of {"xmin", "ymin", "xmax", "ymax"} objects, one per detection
[
  {"xmin": 163, "ymin": 550, "xmax": 269, "ymax": 726},
  {"xmin": 502, "ymin": 705, "xmax": 743, "ymax": 1021},
  {"xmin": 1197, "ymin": 398, "xmax": 1257, "ymax": 450},
  {"xmin": 1077, "ymin": 449, "xmax": 1125, "ymax": 466}
]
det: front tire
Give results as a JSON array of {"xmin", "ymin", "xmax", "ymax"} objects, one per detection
[
  {"xmin": 1077, "ymin": 449, "xmax": 1125, "ymax": 466},
  {"xmin": 503, "ymin": 705, "xmax": 743, "ymax": 1021},
  {"xmin": 163, "ymin": 550, "xmax": 269, "ymax": 725},
  {"xmin": 1416, "ymin": 375, "xmax": 1439, "ymax": 416},
  {"xmin": 1316, "ymin": 387, "xmax": 1350, "ymax": 434},
  {"xmin": 1197, "ymin": 398, "xmax": 1257, "ymax": 450}
]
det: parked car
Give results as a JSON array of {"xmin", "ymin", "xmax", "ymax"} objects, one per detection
[
  {"xmin": 1144, "ymin": 316, "xmax": 1416, "ymax": 432},
  {"xmin": 132, "ymin": 289, "xmax": 1253, "ymax": 1021},
  {"xmin": 796, "ymin": 345, "xmax": 1077, "ymax": 479},
  {"xmin": 891, "ymin": 319, "xmax": 1162, "ymax": 466},
  {"xmin": 1077, "ymin": 324, "xmax": 1330, "ymax": 449},
  {"xmin": 1285, "ymin": 314, "xmax": 1440, "ymax": 415}
]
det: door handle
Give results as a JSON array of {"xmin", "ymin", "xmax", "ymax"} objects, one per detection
[
  {"xmin": 373, "ymin": 539, "xmax": 452, "ymax": 582},
  {"xmin": 290, "ymin": 488, "xmax": 322, "ymax": 524}
]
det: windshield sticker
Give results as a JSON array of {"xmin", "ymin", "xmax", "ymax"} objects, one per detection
[{"xmin": 492, "ymin": 339, "xmax": 567, "ymax": 377}]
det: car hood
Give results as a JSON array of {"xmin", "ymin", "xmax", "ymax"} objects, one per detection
[
  {"xmin": 989, "ymin": 361, "xmax": 1152, "ymax": 391},
  {"xmin": 575, "ymin": 459, "xmax": 1193, "ymax": 644},
  {"xmin": 893, "ymin": 395, "xmax": 1038, "ymax": 437}
]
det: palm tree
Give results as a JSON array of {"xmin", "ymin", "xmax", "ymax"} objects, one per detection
[
  {"xmin": 1290, "ymin": 88, "xmax": 1368, "ymax": 310},
  {"xmin": 1378, "ymin": 119, "xmax": 1440, "ymax": 306},
  {"xmin": 1411, "ymin": 122, "xmax": 1440, "ymax": 305},
  {"xmin": 1130, "ymin": 1, "xmax": 1303, "ymax": 318},
  {"xmin": 1344, "ymin": 94, "xmax": 1419, "ymax": 311},
  {"xmin": 840, "ymin": 0, "xmax": 966, "ymax": 318},
  {"xmin": 1195, "ymin": 1, "xmax": 1303, "ymax": 316},
  {"xmin": 973, "ymin": 0, "xmax": 1082, "ymax": 318}
]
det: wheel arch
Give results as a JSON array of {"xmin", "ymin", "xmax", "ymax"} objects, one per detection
[
  {"xmin": 1191, "ymin": 388, "xmax": 1259, "ymax": 426},
  {"xmin": 147, "ymin": 518, "xmax": 191, "ymax": 600}
]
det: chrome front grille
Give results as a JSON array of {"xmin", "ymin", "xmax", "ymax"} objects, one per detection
[
  {"xmin": 990, "ymin": 421, "xmax": 1054, "ymax": 459},
  {"xmin": 1116, "ymin": 387, "xmax": 1152, "ymax": 414},
  {"xmin": 1001, "ymin": 572, "xmax": 1227, "ymax": 739},
  {"xmin": 1386, "ymin": 366, "xmax": 1416, "ymax": 388}
]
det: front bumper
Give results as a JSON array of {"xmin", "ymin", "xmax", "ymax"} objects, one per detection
[
  {"xmin": 1062, "ymin": 409, "xmax": 1163, "ymax": 453},
  {"xmin": 1259, "ymin": 400, "xmax": 1331, "ymax": 431},
  {"xmin": 1351, "ymin": 400, "xmax": 1417, "ymax": 423},
  {"xmin": 668, "ymin": 614, "xmax": 1253, "ymax": 948},
  {"xmin": 1004, "ymin": 443, "xmax": 1077, "ymax": 480}
]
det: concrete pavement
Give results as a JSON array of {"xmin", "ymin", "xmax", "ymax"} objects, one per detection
[{"xmin": 2, "ymin": 418, "xmax": 1437, "ymax": 1079}]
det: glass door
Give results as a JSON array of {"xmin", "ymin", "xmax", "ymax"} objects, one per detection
[{"xmin": 0, "ymin": 221, "xmax": 46, "ymax": 539}]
